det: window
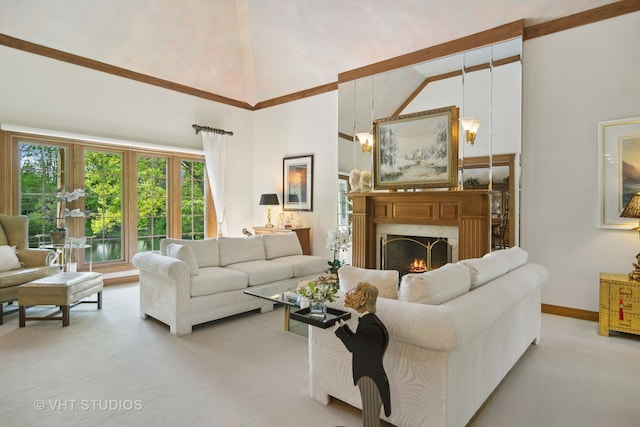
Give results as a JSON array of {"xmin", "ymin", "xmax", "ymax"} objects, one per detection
[
  {"xmin": 137, "ymin": 155, "xmax": 168, "ymax": 252},
  {"xmin": 84, "ymin": 149, "xmax": 123, "ymax": 262},
  {"xmin": 18, "ymin": 142, "xmax": 68, "ymax": 246},
  {"xmin": 180, "ymin": 159, "xmax": 206, "ymax": 240},
  {"xmin": 3, "ymin": 132, "xmax": 211, "ymax": 273}
]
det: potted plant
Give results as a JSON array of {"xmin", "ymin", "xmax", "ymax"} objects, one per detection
[
  {"xmin": 296, "ymin": 274, "xmax": 339, "ymax": 318},
  {"xmin": 326, "ymin": 227, "xmax": 351, "ymax": 274},
  {"xmin": 49, "ymin": 188, "xmax": 86, "ymax": 245}
]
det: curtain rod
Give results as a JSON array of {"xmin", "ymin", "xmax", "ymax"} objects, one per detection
[{"xmin": 192, "ymin": 124, "xmax": 234, "ymax": 136}]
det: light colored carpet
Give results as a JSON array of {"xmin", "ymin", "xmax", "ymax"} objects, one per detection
[{"xmin": 1, "ymin": 283, "xmax": 639, "ymax": 427}]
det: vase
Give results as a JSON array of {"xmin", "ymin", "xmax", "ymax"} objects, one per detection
[
  {"xmin": 309, "ymin": 300, "xmax": 327, "ymax": 318},
  {"xmin": 50, "ymin": 229, "xmax": 67, "ymax": 245}
]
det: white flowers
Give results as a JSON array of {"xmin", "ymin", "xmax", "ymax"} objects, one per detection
[
  {"xmin": 326, "ymin": 227, "xmax": 351, "ymax": 253},
  {"xmin": 57, "ymin": 188, "xmax": 85, "ymax": 203},
  {"xmin": 56, "ymin": 188, "xmax": 86, "ymax": 220}
]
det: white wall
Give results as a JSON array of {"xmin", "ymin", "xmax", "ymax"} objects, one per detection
[
  {"xmin": 522, "ymin": 11, "xmax": 640, "ymax": 312},
  {"xmin": 0, "ymin": 45, "xmax": 254, "ymax": 236},
  {"xmin": 252, "ymin": 92, "xmax": 338, "ymax": 258}
]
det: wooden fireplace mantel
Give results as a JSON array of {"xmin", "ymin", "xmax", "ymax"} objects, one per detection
[{"xmin": 349, "ymin": 190, "xmax": 491, "ymax": 268}]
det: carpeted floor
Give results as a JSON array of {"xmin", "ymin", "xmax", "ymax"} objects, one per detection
[{"xmin": 1, "ymin": 282, "xmax": 639, "ymax": 427}]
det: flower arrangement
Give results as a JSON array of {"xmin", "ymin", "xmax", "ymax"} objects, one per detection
[
  {"xmin": 55, "ymin": 188, "xmax": 86, "ymax": 229},
  {"xmin": 326, "ymin": 227, "xmax": 351, "ymax": 273},
  {"xmin": 296, "ymin": 274, "xmax": 339, "ymax": 305}
]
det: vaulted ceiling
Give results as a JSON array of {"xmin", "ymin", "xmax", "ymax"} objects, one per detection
[{"xmin": 0, "ymin": 0, "xmax": 619, "ymax": 107}]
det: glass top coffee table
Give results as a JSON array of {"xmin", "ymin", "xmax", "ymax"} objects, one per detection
[{"xmin": 244, "ymin": 283, "xmax": 305, "ymax": 335}]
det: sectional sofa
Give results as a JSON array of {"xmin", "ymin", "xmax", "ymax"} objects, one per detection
[
  {"xmin": 309, "ymin": 247, "xmax": 548, "ymax": 427},
  {"xmin": 132, "ymin": 232, "xmax": 328, "ymax": 335}
]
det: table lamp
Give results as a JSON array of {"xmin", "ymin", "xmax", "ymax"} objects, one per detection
[
  {"xmin": 259, "ymin": 193, "xmax": 280, "ymax": 228},
  {"xmin": 620, "ymin": 191, "xmax": 640, "ymax": 280}
]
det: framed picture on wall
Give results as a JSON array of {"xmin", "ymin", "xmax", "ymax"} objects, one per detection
[
  {"xmin": 598, "ymin": 116, "xmax": 640, "ymax": 228},
  {"xmin": 373, "ymin": 106, "xmax": 459, "ymax": 190},
  {"xmin": 283, "ymin": 154, "xmax": 313, "ymax": 211}
]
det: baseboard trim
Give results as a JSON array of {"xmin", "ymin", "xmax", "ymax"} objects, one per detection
[
  {"xmin": 541, "ymin": 304, "xmax": 598, "ymax": 322},
  {"xmin": 104, "ymin": 275, "xmax": 139, "ymax": 287}
]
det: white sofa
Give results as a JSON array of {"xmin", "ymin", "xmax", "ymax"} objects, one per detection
[
  {"xmin": 132, "ymin": 233, "xmax": 328, "ymax": 335},
  {"xmin": 309, "ymin": 247, "xmax": 548, "ymax": 427}
]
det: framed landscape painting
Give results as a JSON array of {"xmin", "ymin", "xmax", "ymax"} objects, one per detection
[
  {"xmin": 283, "ymin": 154, "xmax": 313, "ymax": 211},
  {"xmin": 373, "ymin": 106, "xmax": 458, "ymax": 190},
  {"xmin": 598, "ymin": 116, "xmax": 640, "ymax": 228}
]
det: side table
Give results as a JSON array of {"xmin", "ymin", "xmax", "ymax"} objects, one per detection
[
  {"xmin": 599, "ymin": 272, "xmax": 640, "ymax": 336},
  {"xmin": 253, "ymin": 226, "xmax": 311, "ymax": 255}
]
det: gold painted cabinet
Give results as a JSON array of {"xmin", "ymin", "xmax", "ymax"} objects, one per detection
[{"xmin": 599, "ymin": 273, "xmax": 640, "ymax": 336}]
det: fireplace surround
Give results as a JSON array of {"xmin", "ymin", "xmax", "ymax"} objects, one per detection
[{"xmin": 350, "ymin": 190, "xmax": 490, "ymax": 269}]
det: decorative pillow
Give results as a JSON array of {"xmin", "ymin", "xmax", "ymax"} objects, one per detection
[
  {"xmin": 217, "ymin": 236, "xmax": 265, "ymax": 266},
  {"xmin": 262, "ymin": 233, "xmax": 302, "ymax": 259},
  {"xmin": 160, "ymin": 238, "xmax": 219, "ymax": 267},
  {"xmin": 399, "ymin": 263, "xmax": 471, "ymax": 304},
  {"xmin": 338, "ymin": 265, "xmax": 398, "ymax": 300},
  {"xmin": 484, "ymin": 246, "xmax": 528, "ymax": 271},
  {"xmin": 165, "ymin": 243, "xmax": 199, "ymax": 276},
  {"xmin": 459, "ymin": 255, "xmax": 509, "ymax": 289},
  {"xmin": 0, "ymin": 245, "xmax": 22, "ymax": 272}
]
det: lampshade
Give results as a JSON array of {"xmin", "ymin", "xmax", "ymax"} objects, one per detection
[
  {"xmin": 259, "ymin": 193, "xmax": 280, "ymax": 206},
  {"xmin": 621, "ymin": 192, "xmax": 640, "ymax": 218},
  {"xmin": 459, "ymin": 117, "xmax": 481, "ymax": 144}
]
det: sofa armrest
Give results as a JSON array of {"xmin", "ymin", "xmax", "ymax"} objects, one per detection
[
  {"xmin": 17, "ymin": 248, "xmax": 56, "ymax": 268},
  {"xmin": 132, "ymin": 252, "xmax": 190, "ymax": 280}
]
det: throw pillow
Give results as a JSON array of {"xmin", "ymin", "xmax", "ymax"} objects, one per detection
[
  {"xmin": 398, "ymin": 263, "xmax": 471, "ymax": 304},
  {"xmin": 262, "ymin": 233, "xmax": 302, "ymax": 259},
  {"xmin": 165, "ymin": 243, "xmax": 199, "ymax": 276},
  {"xmin": 484, "ymin": 246, "xmax": 528, "ymax": 271},
  {"xmin": 0, "ymin": 245, "xmax": 21, "ymax": 272},
  {"xmin": 338, "ymin": 265, "xmax": 398, "ymax": 300},
  {"xmin": 160, "ymin": 238, "xmax": 219, "ymax": 268},
  {"xmin": 459, "ymin": 255, "xmax": 508, "ymax": 289}
]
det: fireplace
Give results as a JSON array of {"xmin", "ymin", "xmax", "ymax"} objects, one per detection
[
  {"xmin": 381, "ymin": 235, "xmax": 452, "ymax": 277},
  {"xmin": 349, "ymin": 191, "xmax": 490, "ymax": 269}
]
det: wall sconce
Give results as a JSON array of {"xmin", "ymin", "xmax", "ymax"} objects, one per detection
[
  {"xmin": 259, "ymin": 193, "xmax": 280, "ymax": 228},
  {"xmin": 460, "ymin": 117, "xmax": 481, "ymax": 145},
  {"xmin": 356, "ymin": 132, "xmax": 373, "ymax": 153},
  {"xmin": 620, "ymin": 191, "xmax": 640, "ymax": 281}
]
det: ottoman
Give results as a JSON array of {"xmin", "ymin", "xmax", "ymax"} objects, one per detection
[{"xmin": 18, "ymin": 272, "xmax": 103, "ymax": 327}]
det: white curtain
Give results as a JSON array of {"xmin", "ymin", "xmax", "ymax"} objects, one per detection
[{"xmin": 201, "ymin": 131, "xmax": 226, "ymax": 236}]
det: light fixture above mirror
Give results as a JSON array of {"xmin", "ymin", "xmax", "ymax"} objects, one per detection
[{"xmin": 460, "ymin": 117, "xmax": 481, "ymax": 144}]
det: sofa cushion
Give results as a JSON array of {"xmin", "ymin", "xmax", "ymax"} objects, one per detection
[
  {"xmin": 160, "ymin": 238, "xmax": 219, "ymax": 268},
  {"xmin": 0, "ymin": 223, "xmax": 7, "ymax": 246},
  {"xmin": 165, "ymin": 243, "xmax": 199, "ymax": 276},
  {"xmin": 262, "ymin": 233, "xmax": 303, "ymax": 259},
  {"xmin": 272, "ymin": 255, "xmax": 327, "ymax": 277},
  {"xmin": 483, "ymin": 246, "xmax": 528, "ymax": 271},
  {"xmin": 459, "ymin": 255, "xmax": 509, "ymax": 289},
  {"xmin": 0, "ymin": 245, "xmax": 21, "ymax": 272},
  {"xmin": 338, "ymin": 265, "xmax": 399, "ymax": 299},
  {"xmin": 218, "ymin": 237, "xmax": 266, "ymax": 266},
  {"xmin": 225, "ymin": 260, "xmax": 293, "ymax": 286},
  {"xmin": 190, "ymin": 267, "xmax": 248, "ymax": 297},
  {"xmin": 399, "ymin": 263, "xmax": 471, "ymax": 304}
]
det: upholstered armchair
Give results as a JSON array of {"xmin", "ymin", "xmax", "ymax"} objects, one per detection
[{"xmin": 0, "ymin": 214, "xmax": 59, "ymax": 324}]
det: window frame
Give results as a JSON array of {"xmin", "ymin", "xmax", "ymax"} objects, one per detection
[{"xmin": 1, "ymin": 130, "xmax": 215, "ymax": 273}]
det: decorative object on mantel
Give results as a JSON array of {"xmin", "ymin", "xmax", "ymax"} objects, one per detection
[
  {"xmin": 373, "ymin": 106, "xmax": 459, "ymax": 191},
  {"xmin": 349, "ymin": 169, "xmax": 361, "ymax": 193},
  {"xmin": 360, "ymin": 170, "xmax": 372, "ymax": 192},
  {"xmin": 619, "ymin": 191, "xmax": 640, "ymax": 281},
  {"xmin": 296, "ymin": 274, "xmax": 339, "ymax": 318},
  {"xmin": 326, "ymin": 227, "xmax": 351, "ymax": 274},
  {"xmin": 259, "ymin": 193, "xmax": 280, "ymax": 228}
]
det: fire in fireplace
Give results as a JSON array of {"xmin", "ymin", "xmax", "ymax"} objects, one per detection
[{"xmin": 381, "ymin": 235, "xmax": 452, "ymax": 278}]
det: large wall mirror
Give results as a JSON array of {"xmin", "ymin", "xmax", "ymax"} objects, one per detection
[{"xmin": 338, "ymin": 37, "xmax": 523, "ymax": 249}]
